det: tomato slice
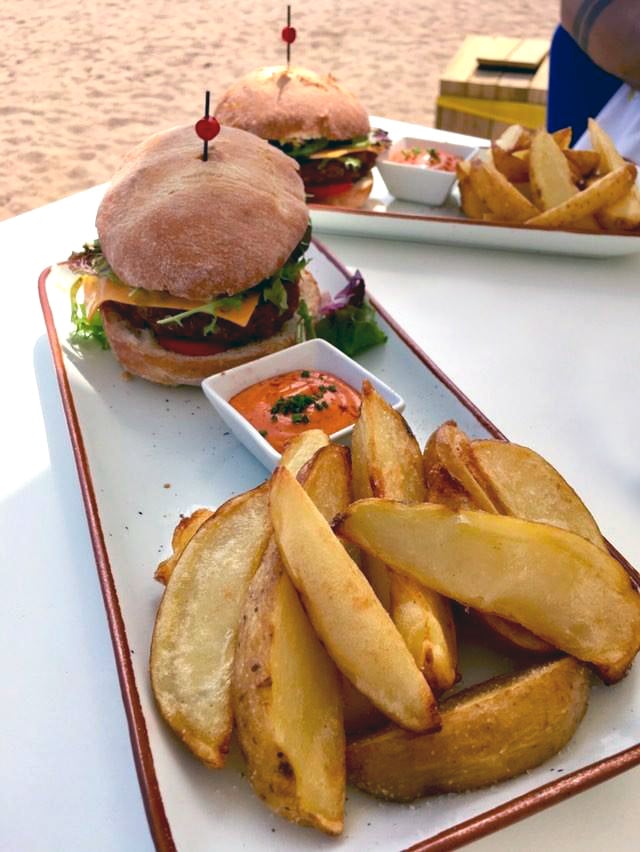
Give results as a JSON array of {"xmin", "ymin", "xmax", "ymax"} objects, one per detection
[
  {"xmin": 307, "ymin": 182, "xmax": 354, "ymax": 201},
  {"xmin": 157, "ymin": 337, "xmax": 227, "ymax": 356}
]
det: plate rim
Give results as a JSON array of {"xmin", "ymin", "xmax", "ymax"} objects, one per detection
[
  {"xmin": 38, "ymin": 242, "xmax": 640, "ymax": 852},
  {"xmin": 310, "ymin": 201, "xmax": 640, "ymax": 242}
]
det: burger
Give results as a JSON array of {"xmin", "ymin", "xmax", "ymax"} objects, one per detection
[
  {"xmin": 215, "ymin": 66, "xmax": 389, "ymax": 208},
  {"xmin": 67, "ymin": 124, "xmax": 319, "ymax": 385}
]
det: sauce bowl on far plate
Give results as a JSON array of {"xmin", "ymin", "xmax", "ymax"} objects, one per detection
[
  {"xmin": 377, "ymin": 136, "xmax": 479, "ymax": 206},
  {"xmin": 201, "ymin": 338, "xmax": 404, "ymax": 471}
]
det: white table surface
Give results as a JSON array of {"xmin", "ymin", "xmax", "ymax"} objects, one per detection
[{"xmin": 2, "ymin": 183, "xmax": 639, "ymax": 852}]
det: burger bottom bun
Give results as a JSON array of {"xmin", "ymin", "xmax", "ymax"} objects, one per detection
[
  {"xmin": 101, "ymin": 269, "xmax": 320, "ymax": 386},
  {"xmin": 308, "ymin": 174, "xmax": 373, "ymax": 209}
]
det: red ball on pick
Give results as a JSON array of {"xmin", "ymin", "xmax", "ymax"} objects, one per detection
[
  {"xmin": 281, "ymin": 25, "xmax": 296, "ymax": 44},
  {"xmin": 195, "ymin": 116, "xmax": 220, "ymax": 141}
]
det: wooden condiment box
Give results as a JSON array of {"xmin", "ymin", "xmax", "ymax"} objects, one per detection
[{"xmin": 436, "ymin": 36, "xmax": 549, "ymax": 140}]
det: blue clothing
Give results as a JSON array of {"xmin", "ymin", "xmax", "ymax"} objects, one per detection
[{"xmin": 547, "ymin": 26, "xmax": 622, "ymax": 143}]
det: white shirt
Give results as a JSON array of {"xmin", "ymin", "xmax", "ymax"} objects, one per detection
[{"xmin": 575, "ymin": 84, "xmax": 640, "ymax": 160}]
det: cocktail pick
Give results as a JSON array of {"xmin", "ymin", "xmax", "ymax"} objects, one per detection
[
  {"xmin": 281, "ymin": 5, "xmax": 296, "ymax": 66},
  {"xmin": 195, "ymin": 90, "xmax": 220, "ymax": 162}
]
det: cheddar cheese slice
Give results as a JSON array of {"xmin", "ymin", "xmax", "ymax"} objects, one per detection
[{"xmin": 81, "ymin": 275, "xmax": 259, "ymax": 328}]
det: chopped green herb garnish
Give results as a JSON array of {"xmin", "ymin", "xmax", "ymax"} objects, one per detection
[
  {"xmin": 301, "ymin": 370, "xmax": 310, "ymax": 378},
  {"xmin": 259, "ymin": 429, "xmax": 268, "ymax": 438}
]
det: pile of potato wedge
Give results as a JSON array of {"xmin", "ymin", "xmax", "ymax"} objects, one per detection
[
  {"xmin": 150, "ymin": 381, "xmax": 640, "ymax": 835},
  {"xmin": 458, "ymin": 118, "xmax": 640, "ymax": 232}
]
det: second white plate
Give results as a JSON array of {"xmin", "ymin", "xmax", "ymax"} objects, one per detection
[{"xmin": 310, "ymin": 116, "xmax": 640, "ymax": 258}]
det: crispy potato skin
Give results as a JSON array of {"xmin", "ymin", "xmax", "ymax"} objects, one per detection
[
  {"xmin": 347, "ymin": 657, "xmax": 590, "ymax": 801},
  {"xmin": 233, "ymin": 541, "xmax": 345, "ymax": 835},
  {"xmin": 150, "ymin": 484, "xmax": 271, "ymax": 767}
]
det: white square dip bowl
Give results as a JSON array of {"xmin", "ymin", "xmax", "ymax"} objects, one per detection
[
  {"xmin": 377, "ymin": 136, "xmax": 479, "ymax": 206},
  {"xmin": 202, "ymin": 338, "xmax": 404, "ymax": 470}
]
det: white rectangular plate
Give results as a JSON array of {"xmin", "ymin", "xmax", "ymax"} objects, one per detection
[
  {"xmin": 310, "ymin": 117, "xmax": 640, "ymax": 258},
  {"xmin": 40, "ymin": 240, "xmax": 640, "ymax": 851}
]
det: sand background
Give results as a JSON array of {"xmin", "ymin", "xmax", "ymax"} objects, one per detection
[{"xmin": 1, "ymin": 0, "xmax": 557, "ymax": 221}]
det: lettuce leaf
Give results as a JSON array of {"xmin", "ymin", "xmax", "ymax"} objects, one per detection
[
  {"xmin": 315, "ymin": 302, "xmax": 387, "ymax": 357},
  {"xmin": 297, "ymin": 269, "xmax": 387, "ymax": 357},
  {"xmin": 69, "ymin": 277, "xmax": 109, "ymax": 349}
]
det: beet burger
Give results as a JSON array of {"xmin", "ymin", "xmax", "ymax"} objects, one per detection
[
  {"xmin": 68, "ymin": 124, "xmax": 318, "ymax": 385},
  {"xmin": 215, "ymin": 66, "xmax": 388, "ymax": 208}
]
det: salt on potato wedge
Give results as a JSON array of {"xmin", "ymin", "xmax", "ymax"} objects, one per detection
[
  {"xmin": 233, "ymin": 540, "xmax": 345, "ymax": 835},
  {"xmin": 150, "ymin": 484, "xmax": 271, "ymax": 767},
  {"xmin": 527, "ymin": 163, "xmax": 636, "ymax": 229},
  {"xmin": 335, "ymin": 500, "xmax": 640, "ymax": 682},
  {"xmin": 353, "ymin": 382, "xmax": 457, "ymax": 695},
  {"xmin": 270, "ymin": 466, "xmax": 440, "ymax": 732},
  {"xmin": 347, "ymin": 657, "xmax": 589, "ymax": 801}
]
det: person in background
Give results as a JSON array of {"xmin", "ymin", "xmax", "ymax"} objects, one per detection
[{"xmin": 548, "ymin": 1, "xmax": 640, "ymax": 159}]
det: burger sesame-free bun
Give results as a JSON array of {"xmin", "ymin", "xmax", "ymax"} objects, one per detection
[
  {"xmin": 309, "ymin": 174, "xmax": 374, "ymax": 209},
  {"xmin": 96, "ymin": 125, "xmax": 308, "ymax": 301},
  {"xmin": 215, "ymin": 66, "xmax": 370, "ymax": 143},
  {"xmin": 101, "ymin": 269, "xmax": 320, "ymax": 386}
]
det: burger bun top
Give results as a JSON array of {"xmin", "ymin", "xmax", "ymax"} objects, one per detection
[
  {"xmin": 96, "ymin": 124, "xmax": 308, "ymax": 300},
  {"xmin": 215, "ymin": 66, "xmax": 370, "ymax": 143}
]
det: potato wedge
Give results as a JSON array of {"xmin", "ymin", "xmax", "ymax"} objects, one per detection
[
  {"xmin": 150, "ymin": 484, "xmax": 271, "ymax": 767},
  {"xmin": 457, "ymin": 162, "xmax": 488, "ymax": 220},
  {"xmin": 335, "ymin": 500, "xmax": 640, "ymax": 681},
  {"xmin": 270, "ymin": 467, "xmax": 440, "ymax": 731},
  {"xmin": 494, "ymin": 124, "xmax": 532, "ymax": 153},
  {"xmin": 347, "ymin": 657, "xmax": 589, "ymax": 800},
  {"xmin": 468, "ymin": 160, "xmax": 539, "ymax": 223},
  {"xmin": 491, "ymin": 144, "xmax": 529, "ymax": 184},
  {"xmin": 552, "ymin": 126, "xmax": 572, "ymax": 149},
  {"xmin": 233, "ymin": 540, "xmax": 345, "ymax": 835},
  {"xmin": 424, "ymin": 426, "xmax": 554, "ymax": 654},
  {"xmin": 426, "ymin": 425, "xmax": 607, "ymax": 654},
  {"xmin": 423, "ymin": 422, "xmax": 498, "ymax": 513},
  {"xmin": 530, "ymin": 130, "xmax": 580, "ymax": 211},
  {"xmin": 351, "ymin": 415, "xmax": 391, "ymax": 609},
  {"xmin": 470, "ymin": 440, "xmax": 606, "ymax": 549},
  {"xmin": 297, "ymin": 442, "xmax": 383, "ymax": 737},
  {"xmin": 279, "ymin": 428, "xmax": 330, "ymax": 475},
  {"xmin": 529, "ymin": 131, "xmax": 598, "ymax": 230},
  {"xmin": 527, "ymin": 163, "xmax": 636, "ymax": 229},
  {"xmin": 564, "ymin": 148, "xmax": 600, "ymax": 179},
  {"xmin": 353, "ymin": 382, "xmax": 457, "ymax": 694},
  {"xmin": 588, "ymin": 118, "xmax": 640, "ymax": 231},
  {"xmin": 155, "ymin": 508, "xmax": 213, "ymax": 585}
]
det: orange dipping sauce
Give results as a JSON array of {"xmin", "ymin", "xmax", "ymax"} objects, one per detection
[
  {"xmin": 230, "ymin": 370, "xmax": 361, "ymax": 453},
  {"xmin": 389, "ymin": 145, "xmax": 461, "ymax": 172}
]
